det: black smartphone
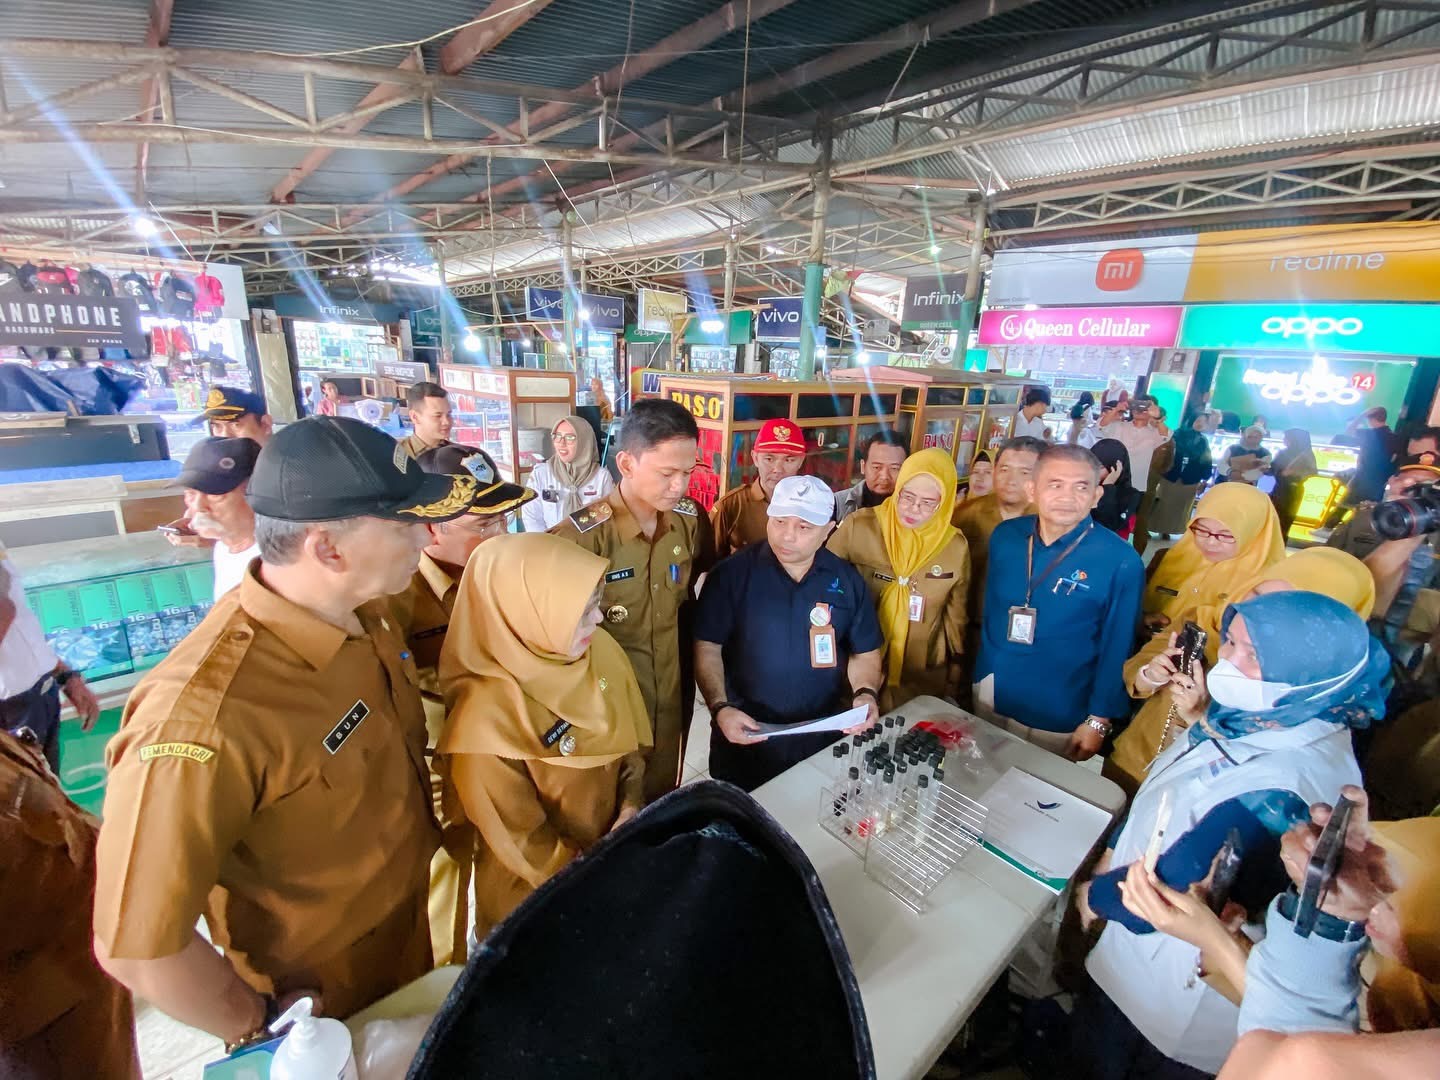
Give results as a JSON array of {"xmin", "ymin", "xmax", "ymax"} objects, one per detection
[
  {"xmin": 1176, "ymin": 620, "xmax": 1208, "ymax": 673},
  {"xmin": 1295, "ymin": 793, "xmax": 1356, "ymax": 938},
  {"xmin": 1207, "ymin": 828, "xmax": 1243, "ymax": 915}
]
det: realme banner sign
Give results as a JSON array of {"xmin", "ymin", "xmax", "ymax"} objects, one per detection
[
  {"xmin": 1183, "ymin": 222, "xmax": 1440, "ymax": 303},
  {"xmin": 638, "ymin": 289, "xmax": 687, "ymax": 333}
]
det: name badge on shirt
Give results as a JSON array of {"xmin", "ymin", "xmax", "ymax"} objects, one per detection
[
  {"xmin": 605, "ymin": 567, "xmax": 636, "ymax": 583},
  {"xmin": 1006, "ymin": 606, "xmax": 1037, "ymax": 645},
  {"xmin": 810, "ymin": 626, "xmax": 837, "ymax": 668},
  {"xmin": 324, "ymin": 700, "xmax": 370, "ymax": 754},
  {"xmin": 908, "ymin": 591, "xmax": 925, "ymax": 623}
]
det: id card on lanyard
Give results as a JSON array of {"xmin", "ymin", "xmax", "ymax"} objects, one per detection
[
  {"xmin": 809, "ymin": 603, "xmax": 837, "ymax": 668},
  {"xmin": 1007, "ymin": 522, "xmax": 1092, "ymax": 645}
]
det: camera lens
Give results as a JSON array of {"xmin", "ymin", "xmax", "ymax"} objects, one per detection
[{"xmin": 1373, "ymin": 482, "xmax": 1440, "ymax": 540}]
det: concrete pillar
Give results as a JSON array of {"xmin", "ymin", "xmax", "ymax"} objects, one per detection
[
  {"xmin": 798, "ymin": 130, "xmax": 833, "ymax": 381},
  {"xmin": 561, "ymin": 213, "xmax": 578, "ymax": 372}
]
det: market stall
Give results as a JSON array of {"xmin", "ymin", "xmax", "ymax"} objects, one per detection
[
  {"xmin": 438, "ymin": 363, "xmax": 576, "ymax": 485},
  {"xmin": 831, "ymin": 366, "xmax": 1030, "ymax": 488},
  {"xmin": 656, "ymin": 373, "xmax": 905, "ymax": 510}
]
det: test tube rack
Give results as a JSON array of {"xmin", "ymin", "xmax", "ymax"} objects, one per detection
[{"xmin": 818, "ymin": 773, "xmax": 987, "ymax": 913}]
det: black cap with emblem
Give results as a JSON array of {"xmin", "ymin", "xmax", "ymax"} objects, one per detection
[
  {"xmin": 415, "ymin": 442, "xmax": 538, "ymax": 516},
  {"xmin": 247, "ymin": 416, "xmax": 475, "ymax": 523},
  {"xmin": 177, "ymin": 436, "xmax": 260, "ymax": 495}
]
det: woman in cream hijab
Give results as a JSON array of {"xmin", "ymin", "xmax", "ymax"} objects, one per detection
[
  {"xmin": 1105, "ymin": 546, "xmax": 1375, "ymax": 796},
  {"xmin": 438, "ymin": 532, "xmax": 650, "ymax": 935}
]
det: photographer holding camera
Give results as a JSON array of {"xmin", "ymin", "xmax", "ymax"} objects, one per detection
[{"xmin": 1325, "ymin": 462, "xmax": 1440, "ymax": 667}]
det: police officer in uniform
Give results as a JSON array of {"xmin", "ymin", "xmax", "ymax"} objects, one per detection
[
  {"xmin": 550, "ymin": 399, "xmax": 714, "ymax": 801},
  {"xmin": 94, "ymin": 417, "xmax": 475, "ymax": 1048},
  {"xmin": 203, "ymin": 386, "xmax": 274, "ymax": 446},
  {"xmin": 391, "ymin": 442, "xmax": 535, "ymax": 966},
  {"xmin": 709, "ymin": 417, "xmax": 807, "ymax": 559}
]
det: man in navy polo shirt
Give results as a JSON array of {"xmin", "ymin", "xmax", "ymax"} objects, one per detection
[
  {"xmin": 974, "ymin": 444, "xmax": 1144, "ymax": 760},
  {"xmin": 696, "ymin": 475, "xmax": 884, "ymax": 791}
]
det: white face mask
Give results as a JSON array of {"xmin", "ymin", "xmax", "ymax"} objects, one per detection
[{"xmin": 1206, "ymin": 658, "xmax": 1295, "ymax": 712}]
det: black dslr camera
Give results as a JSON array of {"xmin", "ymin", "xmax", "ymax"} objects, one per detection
[{"xmin": 1374, "ymin": 481, "xmax": 1440, "ymax": 540}]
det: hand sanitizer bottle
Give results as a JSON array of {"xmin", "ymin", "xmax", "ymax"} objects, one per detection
[{"xmin": 269, "ymin": 997, "xmax": 358, "ymax": 1080}]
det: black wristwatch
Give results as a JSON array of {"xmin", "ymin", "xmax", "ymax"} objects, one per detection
[
  {"xmin": 851, "ymin": 687, "xmax": 880, "ymax": 704},
  {"xmin": 1277, "ymin": 888, "xmax": 1368, "ymax": 943},
  {"xmin": 708, "ymin": 700, "xmax": 744, "ymax": 716},
  {"xmin": 54, "ymin": 667, "xmax": 83, "ymax": 687}
]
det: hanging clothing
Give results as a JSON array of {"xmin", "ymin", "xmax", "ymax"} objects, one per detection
[
  {"xmin": 438, "ymin": 533, "xmax": 651, "ymax": 934},
  {"xmin": 1143, "ymin": 482, "xmax": 1285, "ymax": 625},
  {"xmin": 1107, "ymin": 546, "xmax": 1376, "ymax": 795},
  {"xmin": 864, "ymin": 449, "xmax": 961, "ymax": 690}
]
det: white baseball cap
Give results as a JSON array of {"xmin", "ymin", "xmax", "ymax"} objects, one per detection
[{"xmin": 766, "ymin": 475, "xmax": 835, "ymax": 527}]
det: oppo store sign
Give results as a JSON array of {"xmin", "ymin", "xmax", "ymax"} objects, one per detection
[
  {"xmin": 1179, "ymin": 303, "xmax": 1435, "ymax": 357},
  {"xmin": 1242, "ymin": 367, "xmax": 1364, "ymax": 407}
]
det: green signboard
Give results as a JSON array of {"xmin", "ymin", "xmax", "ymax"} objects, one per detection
[
  {"xmin": 1209, "ymin": 354, "xmax": 1415, "ymax": 438},
  {"xmin": 683, "ymin": 310, "xmax": 753, "ymax": 346},
  {"xmin": 1178, "ymin": 303, "xmax": 1439, "ymax": 357}
]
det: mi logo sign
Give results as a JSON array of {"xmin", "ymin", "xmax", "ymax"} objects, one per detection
[{"xmin": 1096, "ymin": 248, "xmax": 1144, "ymax": 292}]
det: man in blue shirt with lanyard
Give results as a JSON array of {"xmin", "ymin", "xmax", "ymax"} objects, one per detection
[
  {"xmin": 974, "ymin": 443, "xmax": 1144, "ymax": 760},
  {"xmin": 695, "ymin": 476, "xmax": 884, "ymax": 791}
]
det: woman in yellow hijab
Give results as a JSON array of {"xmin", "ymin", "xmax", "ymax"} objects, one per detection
[
  {"xmin": 1105, "ymin": 546, "xmax": 1375, "ymax": 796},
  {"xmin": 437, "ymin": 532, "xmax": 651, "ymax": 936},
  {"xmin": 828, "ymin": 447, "xmax": 971, "ymax": 710},
  {"xmin": 1142, "ymin": 482, "xmax": 1286, "ymax": 631}
]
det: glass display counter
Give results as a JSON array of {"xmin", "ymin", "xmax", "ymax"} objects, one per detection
[
  {"xmin": 9, "ymin": 531, "xmax": 213, "ymax": 815},
  {"xmin": 439, "ymin": 364, "xmax": 576, "ymax": 485},
  {"xmin": 291, "ymin": 319, "xmax": 388, "ymax": 374},
  {"xmin": 831, "ymin": 366, "xmax": 1029, "ymax": 489},
  {"xmin": 1208, "ymin": 433, "xmax": 1358, "ymax": 532},
  {"xmin": 657, "ymin": 374, "xmax": 905, "ymax": 510}
]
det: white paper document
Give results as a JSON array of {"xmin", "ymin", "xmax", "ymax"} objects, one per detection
[
  {"xmin": 979, "ymin": 768, "xmax": 1112, "ymax": 892},
  {"xmin": 751, "ymin": 705, "xmax": 868, "ymax": 738}
]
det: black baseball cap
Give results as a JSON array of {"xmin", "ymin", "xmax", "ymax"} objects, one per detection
[
  {"xmin": 416, "ymin": 443, "xmax": 537, "ymax": 515},
  {"xmin": 247, "ymin": 416, "xmax": 475, "ymax": 523},
  {"xmin": 203, "ymin": 386, "xmax": 267, "ymax": 420},
  {"xmin": 178, "ymin": 436, "xmax": 260, "ymax": 495}
]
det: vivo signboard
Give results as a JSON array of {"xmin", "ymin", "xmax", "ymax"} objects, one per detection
[
  {"xmin": 977, "ymin": 305, "xmax": 1183, "ymax": 348},
  {"xmin": 987, "ymin": 235, "xmax": 1198, "ymax": 307},
  {"xmin": 1177, "ymin": 303, "xmax": 1438, "ymax": 357},
  {"xmin": 756, "ymin": 296, "xmax": 804, "ymax": 341},
  {"xmin": 525, "ymin": 286, "xmax": 624, "ymax": 330}
]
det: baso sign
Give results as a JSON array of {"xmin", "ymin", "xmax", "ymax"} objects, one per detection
[
  {"xmin": 1177, "ymin": 303, "xmax": 1438, "ymax": 357},
  {"xmin": 976, "ymin": 305, "xmax": 1183, "ymax": 348},
  {"xmin": 756, "ymin": 295, "xmax": 804, "ymax": 342}
]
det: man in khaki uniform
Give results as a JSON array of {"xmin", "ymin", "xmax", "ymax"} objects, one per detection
[
  {"xmin": 551, "ymin": 399, "xmax": 714, "ymax": 801},
  {"xmin": 94, "ymin": 417, "xmax": 474, "ymax": 1048},
  {"xmin": 399, "ymin": 381, "xmax": 454, "ymax": 460},
  {"xmin": 710, "ymin": 417, "xmax": 807, "ymax": 559},
  {"xmin": 390, "ymin": 442, "xmax": 535, "ymax": 966}
]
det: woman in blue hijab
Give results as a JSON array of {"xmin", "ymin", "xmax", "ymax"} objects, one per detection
[{"xmin": 1073, "ymin": 591, "xmax": 1390, "ymax": 1079}]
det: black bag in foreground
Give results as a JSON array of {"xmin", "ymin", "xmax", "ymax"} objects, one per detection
[{"xmin": 408, "ymin": 780, "xmax": 876, "ymax": 1079}]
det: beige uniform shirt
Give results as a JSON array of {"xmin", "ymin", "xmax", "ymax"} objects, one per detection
[
  {"xmin": 710, "ymin": 479, "xmax": 771, "ymax": 560},
  {"xmin": 550, "ymin": 489, "xmax": 714, "ymax": 800},
  {"xmin": 828, "ymin": 508, "xmax": 971, "ymax": 709},
  {"xmin": 399, "ymin": 434, "xmax": 447, "ymax": 461},
  {"xmin": 95, "ymin": 566, "xmax": 438, "ymax": 1019},
  {"xmin": 952, "ymin": 493, "xmax": 1036, "ymax": 625}
]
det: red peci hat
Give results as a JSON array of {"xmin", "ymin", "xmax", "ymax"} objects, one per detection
[{"xmin": 754, "ymin": 418, "xmax": 806, "ymax": 456}]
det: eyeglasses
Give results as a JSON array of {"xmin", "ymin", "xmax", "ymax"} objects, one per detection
[
  {"xmin": 553, "ymin": 433, "xmax": 578, "ymax": 444},
  {"xmin": 896, "ymin": 491, "xmax": 941, "ymax": 515},
  {"xmin": 1189, "ymin": 522, "xmax": 1237, "ymax": 545}
]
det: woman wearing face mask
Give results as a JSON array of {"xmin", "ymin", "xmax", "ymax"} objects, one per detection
[
  {"xmin": 1106, "ymin": 546, "xmax": 1375, "ymax": 796},
  {"xmin": 828, "ymin": 448, "xmax": 970, "ymax": 710},
  {"xmin": 521, "ymin": 415, "xmax": 615, "ymax": 533},
  {"xmin": 1075, "ymin": 590, "xmax": 1389, "ymax": 1079},
  {"xmin": 963, "ymin": 449, "xmax": 995, "ymax": 502},
  {"xmin": 1142, "ymin": 483, "xmax": 1285, "ymax": 634},
  {"xmin": 437, "ymin": 533, "xmax": 651, "ymax": 936}
]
